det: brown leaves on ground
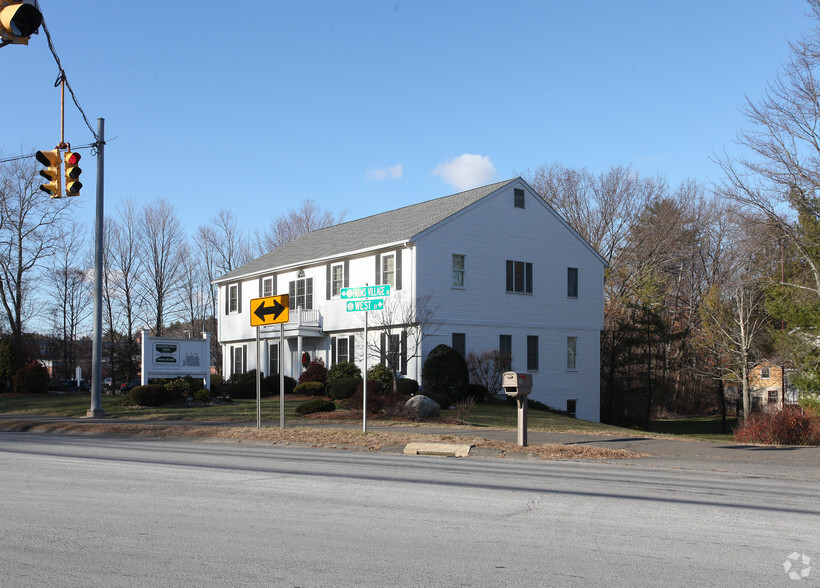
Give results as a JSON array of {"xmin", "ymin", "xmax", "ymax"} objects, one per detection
[{"xmin": 0, "ymin": 419, "xmax": 642, "ymax": 460}]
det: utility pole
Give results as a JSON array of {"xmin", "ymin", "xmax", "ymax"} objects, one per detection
[{"xmin": 88, "ymin": 118, "xmax": 105, "ymax": 417}]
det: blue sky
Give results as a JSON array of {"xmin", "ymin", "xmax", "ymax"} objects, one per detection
[{"xmin": 3, "ymin": 1, "xmax": 814, "ymax": 239}]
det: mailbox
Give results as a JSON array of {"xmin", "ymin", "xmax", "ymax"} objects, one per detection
[{"xmin": 502, "ymin": 371, "xmax": 532, "ymax": 398}]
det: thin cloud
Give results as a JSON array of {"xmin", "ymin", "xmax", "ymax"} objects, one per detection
[
  {"xmin": 366, "ymin": 164, "xmax": 403, "ymax": 181},
  {"xmin": 433, "ymin": 154, "xmax": 496, "ymax": 191}
]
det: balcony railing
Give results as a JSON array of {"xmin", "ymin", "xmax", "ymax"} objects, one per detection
[{"xmin": 292, "ymin": 307, "xmax": 320, "ymax": 328}]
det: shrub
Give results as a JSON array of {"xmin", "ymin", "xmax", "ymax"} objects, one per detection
[
  {"xmin": 164, "ymin": 376, "xmax": 203, "ymax": 398},
  {"xmin": 327, "ymin": 361, "xmax": 362, "ymax": 382},
  {"xmin": 357, "ymin": 378, "xmax": 385, "ymax": 396},
  {"xmin": 464, "ymin": 383, "xmax": 488, "ymax": 402},
  {"xmin": 422, "ymin": 344, "xmax": 469, "ymax": 401},
  {"xmin": 193, "ymin": 388, "xmax": 211, "ymax": 404},
  {"xmin": 12, "ymin": 360, "xmax": 49, "ymax": 394},
  {"xmin": 263, "ymin": 374, "xmax": 298, "ymax": 396},
  {"xmin": 223, "ymin": 370, "xmax": 260, "ymax": 399},
  {"xmin": 396, "ymin": 378, "xmax": 419, "ymax": 396},
  {"xmin": 326, "ymin": 377, "xmax": 360, "ymax": 400},
  {"xmin": 734, "ymin": 407, "xmax": 820, "ymax": 446},
  {"xmin": 130, "ymin": 384, "xmax": 183, "ymax": 407},
  {"xmin": 424, "ymin": 392, "xmax": 453, "ymax": 410},
  {"xmin": 299, "ymin": 358, "xmax": 327, "ymax": 384},
  {"xmin": 295, "ymin": 398, "xmax": 336, "ymax": 415},
  {"xmin": 294, "ymin": 381, "xmax": 325, "ymax": 396},
  {"xmin": 348, "ymin": 389, "xmax": 407, "ymax": 414},
  {"xmin": 367, "ymin": 364, "xmax": 393, "ymax": 391}
]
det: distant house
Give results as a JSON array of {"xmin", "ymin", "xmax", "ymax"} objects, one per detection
[
  {"xmin": 726, "ymin": 361, "xmax": 799, "ymax": 411},
  {"xmin": 214, "ymin": 178, "xmax": 607, "ymax": 421}
]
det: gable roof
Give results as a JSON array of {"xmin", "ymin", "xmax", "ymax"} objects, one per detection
[{"xmin": 215, "ymin": 179, "xmax": 517, "ymax": 283}]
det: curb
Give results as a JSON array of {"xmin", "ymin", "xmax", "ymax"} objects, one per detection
[{"xmin": 403, "ymin": 442, "xmax": 473, "ymax": 457}]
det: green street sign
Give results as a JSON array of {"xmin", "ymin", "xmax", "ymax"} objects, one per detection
[
  {"xmin": 345, "ymin": 298, "xmax": 385, "ymax": 312},
  {"xmin": 340, "ymin": 285, "xmax": 391, "ymax": 299}
]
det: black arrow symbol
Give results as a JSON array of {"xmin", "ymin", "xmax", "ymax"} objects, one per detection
[{"xmin": 254, "ymin": 299, "xmax": 286, "ymax": 322}]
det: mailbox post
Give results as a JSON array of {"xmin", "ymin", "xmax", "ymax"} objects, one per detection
[{"xmin": 503, "ymin": 371, "xmax": 533, "ymax": 446}]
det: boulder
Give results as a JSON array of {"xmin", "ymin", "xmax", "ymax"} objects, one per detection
[{"xmin": 404, "ymin": 395, "xmax": 441, "ymax": 420}]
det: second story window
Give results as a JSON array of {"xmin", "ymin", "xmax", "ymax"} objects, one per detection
[
  {"xmin": 382, "ymin": 253, "xmax": 395, "ymax": 287},
  {"xmin": 227, "ymin": 283, "xmax": 240, "ymax": 314},
  {"xmin": 331, "ymin": 263, "xmax": 344, "ymax": 297},
  {"xmin": 289, "ymin": 277, "xmax": 313, "ymax": 310},
  {"xmin": 452, "ymin": 254, "xmax": 465, "ymax": 287},
  {"xmin": 506, "ymin": 260, "xmax": 533, "ymax": 294},
  {"xmin": 262, "ymin": 276, "xmax": 274, "ymax": 297},
  {"xmin": 761, "ymin": 367, "xmax": 771, "ymax": 380}
]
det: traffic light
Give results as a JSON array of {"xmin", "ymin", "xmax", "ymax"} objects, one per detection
[
  {"xmin": 35, "ymin": 148, "xmax": 61, "ymax": 198},
  {"xmin": 64, "ymin": 151, "xmax": 82, "ymax": 197},
  {"xmin": 0, "ymin": 1, "xmax": 43, "ymax": 46}
]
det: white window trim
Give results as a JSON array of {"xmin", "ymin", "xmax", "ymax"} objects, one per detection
[
  {"xmin": 262, "ymin": 277, "xmax": 274, "ymax": 298},
  {"xmin": 382, "ymin": 253, "xmax": 396, "ymax": 287},
  {"xmin": 331, "ymin": 263, "xmax": 344, "ymax": 298}
]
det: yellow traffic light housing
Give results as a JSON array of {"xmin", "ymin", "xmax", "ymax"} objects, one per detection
[
  {"xmin": 0, "ymin": 1, "xmax": 42, "ymax": 46},
  {"xmin": 64, "ymin": 151, "xmax": 82, "ymax": 197},
  {"xmin": 35, "ymin": 148, "xmax": 61, "ymax": 198}
]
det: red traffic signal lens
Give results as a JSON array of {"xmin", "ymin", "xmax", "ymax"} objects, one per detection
[{"xmin": 65, "ymin": 152, "xmax": 81, "ymax": 165}]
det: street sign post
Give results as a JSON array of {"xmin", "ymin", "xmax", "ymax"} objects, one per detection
[
  {"xmin": 250, "ymin": 295, "xmax": 289, "ymax": 327},
  {"xmin": 341, "ymin": 284, "xmax": 392, "ymax": 434},
  {"xmin": 250, "ymin": 294, "xmax": 290, "ymax": 430}
]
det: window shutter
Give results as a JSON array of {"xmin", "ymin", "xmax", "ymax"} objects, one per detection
[
  {"xmin": 326, "ymin": 264, "xmax": 331, "ymax": 300},
  {"xmin": 230, "ymin": 346, "xmax": 234, "ymax": 375},
  {"xmin": 272, "ymin": 275, "xmax": 277, "ymax": 295},
  {"xmin": 242, "ymin": 345, "xmax": 247, "ymax": 373},
  {"xmin": 380, "ymin": 332, "xmax": 386, "ymax": 365},
  {"xmin": 349, "ymin": 335, "xmax": 355, "ymax": 361},
  {"xmin": 225, "ymin": 286, "xmax": 229, "ymax": 315},
  {"xmin": 237, "ymin": 282, "xmax": 242, "ymax": 313},
  {"xmin": 331, "ymin": 337, "xmax": 337, "ymax": 365},
  {"xmin": 344, "ymin": 260, "xmax": 349, "ymax": 288},
  {"xmin": 258, "ymin": 277, "xmax": 263, "ymax": 297},
  {"xmin": 506, "ymin": 261, "xmax": 514, "ymax": 291},
  {"xmin": 289, "ymin": 281, "xmax": 295, "ymax": 309},
  {"xmin": 306, "ymin": 277, "xmax": 313, "ymax": 309},
  {"xmin": 375, "ymin": 254, "xmax": 381, "ymax": 285},
  {"xmin": 401, "ymin": 330, "xmax": 407, "ymax": 375},
  {"xmin": 395, "ymin": 249, "xmax": 402, "ymax": 290}
]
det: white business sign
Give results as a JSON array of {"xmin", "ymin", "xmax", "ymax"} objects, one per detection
[{"xmin": 141, "ymin": 330, "xmax": 211, "ymax": 389}]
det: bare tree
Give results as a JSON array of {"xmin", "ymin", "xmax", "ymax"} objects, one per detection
[
  {"xmin": 466, "ymin": 349, "xmax": 510, "ymax": 400},
  {"xmin": 254, "ymin": 199, "xmax": 347, "ymax": 255},
  {"xmin": 361, "ymin": 292, "xmax": 440, "ymax": 392},
  {"xmin": 0, "ymin": 156, "xmax": 74, "ymax": 364},
  {"xmin": 139, "ymin": 198, "xmax": 186, "ymax": 336},
  {"xmin": 49, "ymin": 222, "xmax": 92, "ymax": 378}
]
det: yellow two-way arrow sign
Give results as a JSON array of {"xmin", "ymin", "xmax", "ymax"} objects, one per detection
[{"xmin": 250, "ymin": 295, "xmax": 289, "ymax": 327}]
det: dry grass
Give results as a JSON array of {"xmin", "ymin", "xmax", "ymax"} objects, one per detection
[{"xmin": 0, "ymin": 419, "xmax": 644, "ymax": 460}]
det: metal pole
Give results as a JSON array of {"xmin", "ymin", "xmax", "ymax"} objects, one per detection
[
  {"xmin": 255, "ymin": 327, "xmax": 261, "ymax": 429},
  {"xmin": 363, "ymin": 310, "xmax": 368, "ymax": 434},
  {"xmin": 88, "ymin": 118, "xmax": 104, "ymax": 417},
  {"xmin": 279, "ymin": 323, "xmax": 285, "ymax": 429}
]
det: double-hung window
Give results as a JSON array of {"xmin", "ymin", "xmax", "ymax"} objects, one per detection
[
  {"xmin": 268, "ymin": 343, "xmax": 279, "ymax": 376},
  {"xmin": 452, "ymin": 254, "xmax": 465, "ymax": 288},
  {"xmin": 227, "ymin": 283, "xmax": 240, "ymax": 314},
  {"xmin": 567, "ymin": 336, "xmax": 577, "ymax": 370},
  {"xmin": 262, "ymin": 276, "xmax": 274, "ymax": 297},
  {"xmin": 452, "ymin": 333, "xmax": 466, "ymax": 357},
  {"xmin": 289, "ymin": 276, "xmax": 313, "ymax": 309},
  {"xmin": 499, "ymin": 335, "xmax": 512, "ymax": 371},
  {"xmin": 506, "ymin": 260, "xmax": 533, "ymax": 293},
  {"xmin": 382, "ymin": 254, "xmax": 395, "ymax": 287},
  {"xmin": 331, "ymin": 263, "xmax": 344, "ymax": 297}
]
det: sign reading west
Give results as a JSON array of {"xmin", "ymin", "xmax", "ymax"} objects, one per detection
[
  {"xmin": 340, "ymin": 285, "xmax": 391, "ymax": 299},
  {"xmin": 346, "ymin": 299, "xmax": 384, "ymax": 312},
  {"xmin": 250, "ymin": 294, "xmax": 290, "ymax": 327}
]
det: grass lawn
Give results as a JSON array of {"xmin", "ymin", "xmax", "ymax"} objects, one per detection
[{"xmin": 0, "ymin": 393, "xmax": 738, "ymax": 442}]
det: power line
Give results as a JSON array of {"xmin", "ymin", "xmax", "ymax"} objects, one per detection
[{"xmin": 34, "ymin": 0, "xmax": 99, "ymax": 143}]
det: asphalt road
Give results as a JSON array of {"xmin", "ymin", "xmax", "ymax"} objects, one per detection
[{"xmin": 1, "ymin": 432, "xmax": 818, "ymax": 587}]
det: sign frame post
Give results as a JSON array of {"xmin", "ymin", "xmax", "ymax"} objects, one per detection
[{"xmin": 250, "ymin": 294, "xmax": 290, "ymax": 429}]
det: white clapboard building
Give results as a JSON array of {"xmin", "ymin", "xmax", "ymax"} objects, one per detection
[{"xmin": 214, "ymin": 178, "xmax": 606, "ymax": 421}]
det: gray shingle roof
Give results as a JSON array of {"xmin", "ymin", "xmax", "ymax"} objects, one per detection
[{"xmin": 216, "ymin": 179, "xmax": 516, "ymax": 283}]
